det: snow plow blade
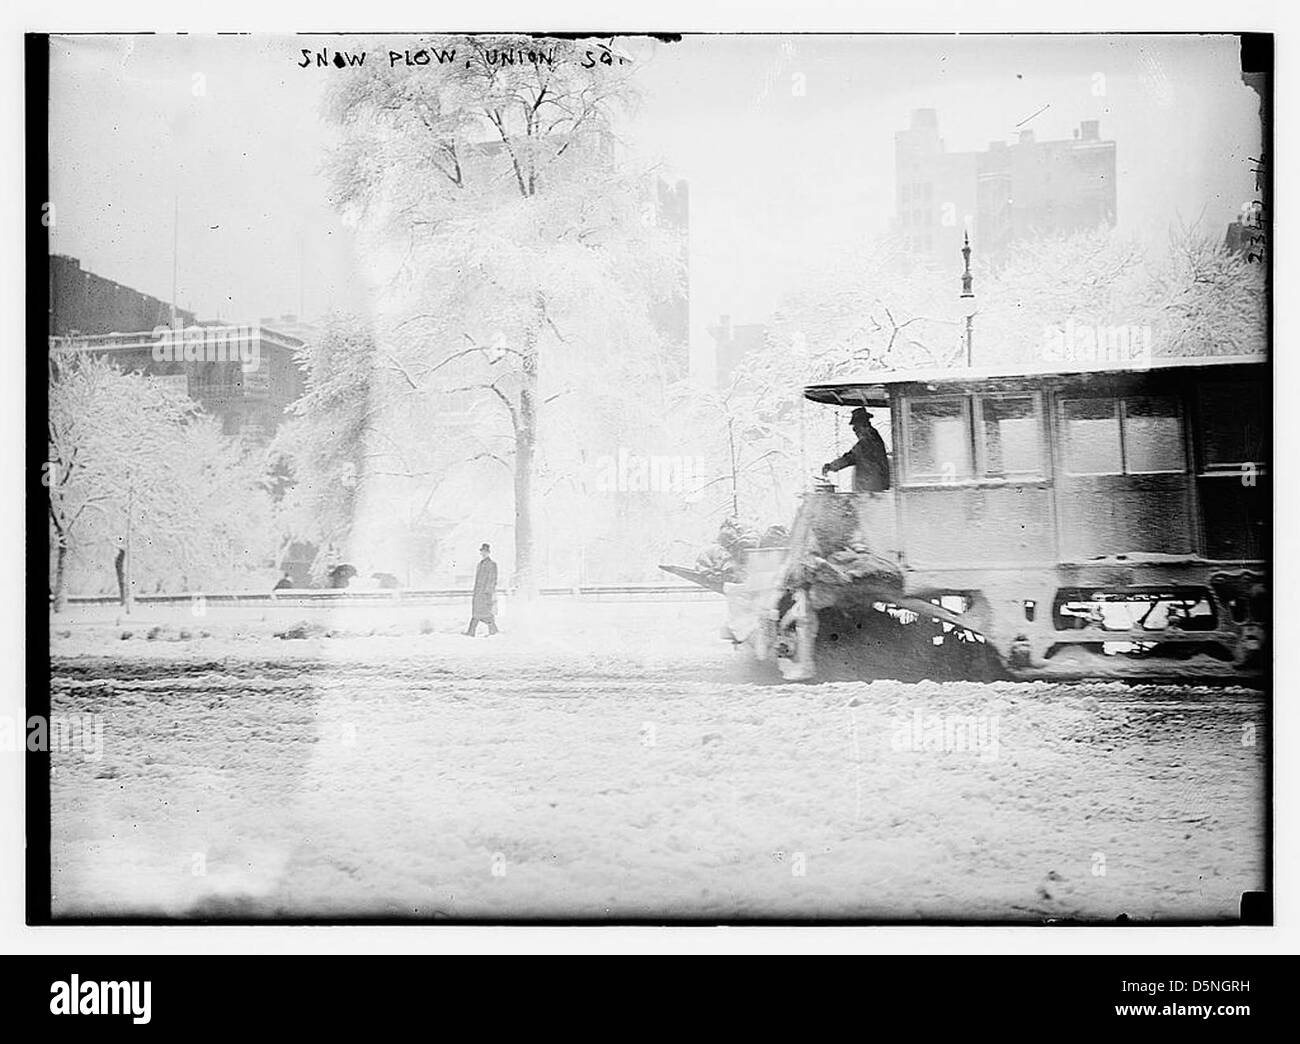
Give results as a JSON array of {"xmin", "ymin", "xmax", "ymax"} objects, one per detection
[{"xmin": 658, "ymin": 564, "xmax": 726, "ymax": 594}]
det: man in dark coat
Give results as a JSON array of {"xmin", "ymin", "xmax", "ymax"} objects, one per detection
[
  {"xmin": 465, "ymin": 543, "xmax": 499, "ymax": 636},
  {"xmin": 822, "ymin": 407, "xmax": 891, "ymax": 491}
]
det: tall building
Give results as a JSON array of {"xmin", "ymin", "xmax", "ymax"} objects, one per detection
[
  {"xmin": 49, "ymin": 255, "xmax": 307, "ymax": 441},
  {"xmin": 895, "ymin": 109, "xmax": 1117, "ymax": 262},
  {"xmin": 708, "ymin": 314, "xmax": 770, "ymax": 387},
  {"xmin": 895, "ymin": 109, "xmax": 977, "ymax": 264},
  {"xmin": 49, "ymin": 254, "xmax": 196, "ymax": 336}
]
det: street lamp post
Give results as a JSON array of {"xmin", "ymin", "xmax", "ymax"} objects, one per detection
[{"xmin": 959, "ymin": 231, "xmax": 976, "ymax": 367}]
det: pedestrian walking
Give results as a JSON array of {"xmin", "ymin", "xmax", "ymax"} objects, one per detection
[{"xmin": 465, "ymin": 543, "xmax": 499, "ymax": 636}]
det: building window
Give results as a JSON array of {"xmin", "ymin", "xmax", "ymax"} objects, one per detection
[{"xmin": 1061, "ymin": 396, "xmax": 1185, "ymax": 476}]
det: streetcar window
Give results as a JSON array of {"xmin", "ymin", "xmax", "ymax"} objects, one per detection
[
  {"xmin": 906, "ymin": 398, "xmax": 973, "ymax": 481},
  {"xmin": 979, "ymin": 395, "xmax": 1041, "ymax": 477},
  {"xmin": 1123, "ymin": 396, "xmax": 1185, "ymax": 473},
  {"xmin": 1062, "ymin": 398, "xmax": 1122, "ymax": 475},
  {"xmin": 1199, "ymin": 381, "xmax": 1266, "ymax": 469},
  {"xmin": 1063, "ymin": 395, "xmax": 1185, "ymax": 475}
]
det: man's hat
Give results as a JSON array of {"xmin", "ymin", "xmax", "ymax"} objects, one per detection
[
  {"xmin": 480, "ymin": 543, "xmax": 491, "ymax": 552},
  {"xmin": 850, "ymin": 407, "xmax": 873, "ymax": 424}
]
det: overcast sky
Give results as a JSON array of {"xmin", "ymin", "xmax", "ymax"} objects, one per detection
[{"xmin": 49, "ymin": 33, "xmax": 1261, "ymax": 355}]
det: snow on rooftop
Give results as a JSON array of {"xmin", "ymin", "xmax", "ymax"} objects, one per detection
[{"xmin": 804, "ymin": 353, "xmax": 1266, "ymax": 403}]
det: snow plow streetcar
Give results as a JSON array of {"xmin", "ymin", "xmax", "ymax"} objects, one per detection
[{"xmin": 665, "ymin": 354, "xmax": 1267, "ymax": 682}]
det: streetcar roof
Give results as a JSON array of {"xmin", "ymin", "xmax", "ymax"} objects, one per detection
[{"xmin": 802, "ymin": 352, "xmax": 1266, "ymax": 405}]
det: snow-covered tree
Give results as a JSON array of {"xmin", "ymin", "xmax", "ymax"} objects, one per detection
[
  {"xmin": 1142, "ymin": 222, "xmax": 1267, "ymax": 357},
  {"xmin": 767, "ymin": 236, "xmax": 966, "ymax": 377},
  {"xmin": 323, "ymin": 34, "xmax": 682, "ymax": 593},
  {"xmin": 269, "ymin": 314, "xmax": 378, "ymax": 580},
  {"xmin": 973, "ymin": 222, "xmax": 1265, "ymax": 365},
  {"xmin": 47, "ymin": 349, "xmax": 274, "ymax": 609}
]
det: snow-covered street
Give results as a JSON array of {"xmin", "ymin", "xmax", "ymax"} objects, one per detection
[{"xmin": 47, "ymin": 599, "xmax": 1266, "ymax": 921}]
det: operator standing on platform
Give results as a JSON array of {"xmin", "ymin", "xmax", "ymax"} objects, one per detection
[{"xmin": 822, "ymin": 407, "xmax": 891, "ymax": 491}]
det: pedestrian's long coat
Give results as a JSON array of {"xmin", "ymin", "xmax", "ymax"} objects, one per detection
[{"xmin": 472, "ymin": 557, "xmax": 498, "ymax": 616}]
